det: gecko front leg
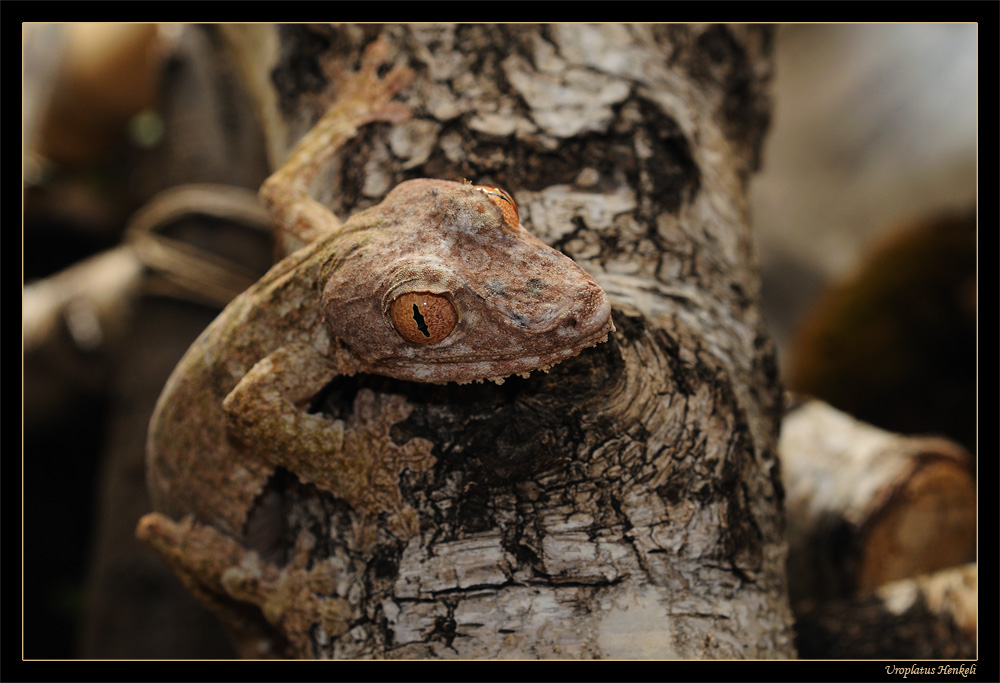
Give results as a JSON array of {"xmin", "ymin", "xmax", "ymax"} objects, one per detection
[
  {"xmin": 224, "ymin": 345, "xmax": 436, "ymax": 550},
  {"xmin": 260, "ymin": 35, "xmax": 414, "ymax": 251}
]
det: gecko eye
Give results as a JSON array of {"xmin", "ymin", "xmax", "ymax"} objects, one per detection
[
  {"xmin": 474, "ymin": 184, "xmax": 519, "ymax": 230},
  {"xmin": 389, "ymin": 292, "xmax": 458, "ymax": 344}
]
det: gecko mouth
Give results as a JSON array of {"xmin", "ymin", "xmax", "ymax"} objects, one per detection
[{"xmin": 386, "ymin": 307, "xmax": 615, "ymax": 385}]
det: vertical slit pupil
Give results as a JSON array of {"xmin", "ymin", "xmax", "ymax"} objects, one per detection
[{"xmin": 412, "ymin": 304, "xmax": 431, "ymax": 337}]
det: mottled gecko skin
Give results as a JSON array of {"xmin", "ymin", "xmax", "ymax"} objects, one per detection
[
  {"xmin": 136, "ymin": 37, "xmax": 613, "ymax": 655},
  {"xmin": 145, "ymin": 179, "xmax": 613, "ymax": 536}
]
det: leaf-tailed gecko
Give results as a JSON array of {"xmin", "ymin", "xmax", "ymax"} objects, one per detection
[{"xmin": 136, "ymin": 36, "xmax": 613, "ymax": 654}]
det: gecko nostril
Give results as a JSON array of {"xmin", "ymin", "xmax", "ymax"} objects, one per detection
[{"xmin": 565, "ymin": 316, "xmax": 579, "ymax": 329}]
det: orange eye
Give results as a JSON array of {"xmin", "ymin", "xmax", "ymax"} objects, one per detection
[
  {"xmin": 389, "ymin": 292, "xmax": 458, "ymax": 344},
  {"xmin": 474, "ymin": 184, "xmax": 519, "ymax": 230}
]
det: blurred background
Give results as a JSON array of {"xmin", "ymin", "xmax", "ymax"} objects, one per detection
[
  {"xmin": 752, "ymin": 23, "xmax": 977, "ymax": 453},
  {"xmin": 21, "ymin": 24, "xmax": 977, "ymax": 658}
]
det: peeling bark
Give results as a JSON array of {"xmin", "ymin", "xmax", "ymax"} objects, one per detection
[{"xmin": 205, "ymin": 23, "xmax": 790, "ymax": 659}]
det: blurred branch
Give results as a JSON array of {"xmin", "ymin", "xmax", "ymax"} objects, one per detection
[{"xmin": 780, "ymin": 396, "xmax": 976, "ymax": 606}]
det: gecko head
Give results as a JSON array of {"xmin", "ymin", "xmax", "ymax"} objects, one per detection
[{"xmin": 321, "ymin": 179, "xmax": 614, "ymax": 384}]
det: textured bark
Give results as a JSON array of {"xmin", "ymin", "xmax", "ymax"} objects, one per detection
[
  {"xmin": 779, "ymin": 397, "xmax": 976, "ymax": 607},
  {"xmin": 205, "ymin": 23, "xmax": 791, "ymax": 659}
]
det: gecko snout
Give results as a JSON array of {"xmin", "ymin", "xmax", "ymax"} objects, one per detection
[{"xmin": 559, "ymin": 286, "xmax": 613, "ymax": 341}]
